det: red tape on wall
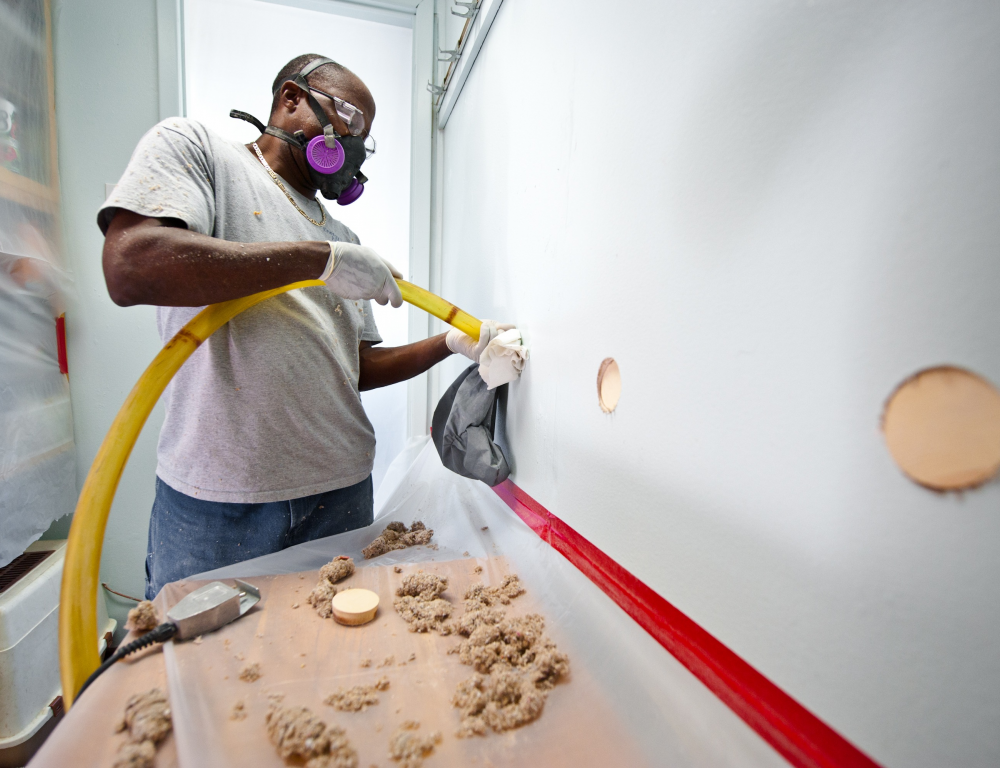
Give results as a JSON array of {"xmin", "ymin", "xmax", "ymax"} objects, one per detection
[
  {"xmin": 56, "ymin": 314, "xmax": 68, "ymax": 375},
  {"xmin": 493, "ymin": 479, "xmax": 881, "ymax": 768}
]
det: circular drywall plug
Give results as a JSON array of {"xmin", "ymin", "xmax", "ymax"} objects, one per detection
[
  {"xmin": 331, "ymin": 588, "xmax": 380, "ymax": 626},
  {"xmin": 597, "ymin": 358, "xmax": 621, "ymax": 413},
  {"xmin": 882, "ymin": 365, "xmax": 1000, "ymax": 491}
]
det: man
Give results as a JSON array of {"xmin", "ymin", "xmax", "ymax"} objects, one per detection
[{"xmin": 99, "ymin": 54, "xmax": 500, "ymax": 598}]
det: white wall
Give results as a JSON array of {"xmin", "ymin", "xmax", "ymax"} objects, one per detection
[
  {"xmin": 185, "ymin": 0, "xmax": 414, "ymax": 490},
  {"xmin": 437, "ymin": 1, "xmax": 1000, "ymax": 765}
]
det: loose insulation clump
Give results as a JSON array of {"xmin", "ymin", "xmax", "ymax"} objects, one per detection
[
  {"xmin": 308, "ymin": 581, "xmax": 339, "ymax": 618},
  {"xmin": 447, "ymin": 575, "xmax": 570, "ymax": 737},
  {"xmin": 392, "ymin": 574, "xmax": 452, "ymax": 633},
  {"xmin": 308, "ymin": 556, "xmax": 356, "ymax": 619},
  {"xmin": 445, "ymin": 576, "xmax": 525, "ymax": 637},
  {"xmin": 452, "ymin": 669, "xmax": 548, "ymax": 736},
  {"xmin": 394, "ymin": 596, "xmax": 453, "ymax": 634},
  {"xmin": 111, "ymin": 688, "xmax": 173, "ymax": 768},
  {"xmin": 465, "ymin": 575, "xmax": 525, "ymax": 607},
  {"xmin": 239, "ymin": 662, "xmax": 262, "ymax": 682},
  {"xmin": 324, "ymin": 677, "xmax": 390, "ymax": 712},
  {"xmin": 265, "ymin": 703, "xmax": 358, "ymax": 768},
  {"xmin": 112, "ymin": 741, "xmax": 156, "ymax": 768},
  {"xmin": 320, "ymin": 555, "xmax": 356, "ymax": 584},
  {"xmin": 125, "ymin": 601, "xmax": 160, "ymax": 634},
  {"xmin": 388, "ymin": 720, "xmax": 442, "ymax": 768},
  {"xmin": 363, "ymin": 521, "xmax": 434, "ymax": 559},
  {"xmin": 397, "ymin": 573, "xmax": 448, "ymax": 600}
]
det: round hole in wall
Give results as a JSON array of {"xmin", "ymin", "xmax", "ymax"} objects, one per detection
[
  {"xmin": 882, "ymin": 365, "xmax": 1000, "ymax": 491},
  {"xmin": 597, "ymin": 358, "xmax": 621, "ymax": 413}
]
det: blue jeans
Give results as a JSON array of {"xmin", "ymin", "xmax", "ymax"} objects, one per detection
[{"xmin": 145, "ymin": 476, "xmax": 374, "ymax": 599}]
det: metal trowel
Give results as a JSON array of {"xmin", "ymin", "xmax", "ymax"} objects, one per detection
[
  {"xmin": 76, "ymin": 579, "xmax": 262, "ymax": 698},
  {"xmin": 167, "ymin": 579, "xmax": 260, "ymax": 639}
]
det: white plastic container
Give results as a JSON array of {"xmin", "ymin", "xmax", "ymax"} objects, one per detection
[{"xmin": 0, "ymin": 540, "xmax": 115, "ymax": 761}]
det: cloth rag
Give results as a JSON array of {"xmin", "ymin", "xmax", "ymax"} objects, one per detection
[{"xmin": 478, "ymin": 328, "xmax": 528, "ymax": 390}]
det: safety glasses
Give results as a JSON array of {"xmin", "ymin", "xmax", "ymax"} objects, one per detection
[
  {"xmin": 309, "ymin": 88, "xmax": 377, "ymax": 158},
  {"xmin": 309, "ymin": 88, "xmax": 365, "ymax": 135}
]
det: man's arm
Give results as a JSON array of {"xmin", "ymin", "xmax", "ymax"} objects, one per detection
[
  {"xmin": 103, "ymin": 209, "xmax": 329, "ymax": 307},
  {"xmin": 358, "ymin": 335, "xmax": 453, "ymax": 391}
]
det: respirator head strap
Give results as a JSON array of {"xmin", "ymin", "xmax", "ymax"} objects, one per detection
[
  {"xmin": 287, "ymin": 58, "xmax": 342, "ymax": 149},
  {"xmin": 296, "ymin": 57, "xmax": 336, "ymax": 80},
  {"xmin": 300, "ymin": 87, "xmax": 339, "ymax": 149},
  {"xmin": 229, "ymin": 109, "xmax": 311, "ymax": 151},
  {"xmin": 264, "ymin": 126, "xmax": 308, "ymax": 150},
  {"xmin": 229, "ymin": 109, "xmax": 268, "ymax": 134}
]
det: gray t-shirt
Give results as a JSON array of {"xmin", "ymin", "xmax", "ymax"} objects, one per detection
[{"xmin": 98, "ymin": 118, "xmax": 382, "ymax": 503}]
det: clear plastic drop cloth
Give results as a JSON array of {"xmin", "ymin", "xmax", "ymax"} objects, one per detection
[
  {"xmin": 163, "ymin": 438, "xmax": 786, "ymax": 767},
  {"xmin": 0, "ymin": 0, "xmax": 76, "ymax": 567},
  {"xmin": 0, "ymin": 196, "xmax": 76, "ymax": 567}
]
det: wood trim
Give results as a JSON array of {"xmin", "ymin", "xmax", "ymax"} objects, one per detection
[
  {"xmin": 0, "ymin": 0, "xmax": 60, "ymax": 217},
  {"xmin": 0, "ymin": 166, "xmax": 58, "ymax": 214},
  {"xmin": 43, "ymin": 0, "xmax": 60, "ymax": 196}
]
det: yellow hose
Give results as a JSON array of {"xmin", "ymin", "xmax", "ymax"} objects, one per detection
[
  {"xmin": 397, "ymin": 280, "xmax": 481, "ymax": 339},
  {"xmin": 59, "ymin": 279, "xmax": 482, "ymax": 707}
]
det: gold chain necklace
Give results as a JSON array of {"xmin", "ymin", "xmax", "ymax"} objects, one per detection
[{"xmin": 252, "ymin": 142, "xmax": 327, "ymax": 227}]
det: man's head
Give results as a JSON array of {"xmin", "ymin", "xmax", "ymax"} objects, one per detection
[
  {"xmin": 261, "ymin": 54, "xmax": 376, "ymax": 202},
  {"xmin": 270, "ymin": 54, "xmax": 376, "ymax": 138}
]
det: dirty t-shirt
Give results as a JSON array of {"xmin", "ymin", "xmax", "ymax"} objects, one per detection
[{"xmin": 98, "ymin": 118, "xmax": 382, "ymax": 503}]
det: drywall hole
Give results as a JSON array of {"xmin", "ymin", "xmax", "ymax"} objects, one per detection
[
  {"xmin": 597, "ymin": 358, "xmax": 621, "ymax": 413},
  {"xmin": 882, "ymin": 366, "xmax": 1000, "ymax": 491}
]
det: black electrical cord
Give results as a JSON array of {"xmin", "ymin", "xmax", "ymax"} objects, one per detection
[{"xmin": 76, "ymin": 622, "xmax": 178, "ymax": 699}]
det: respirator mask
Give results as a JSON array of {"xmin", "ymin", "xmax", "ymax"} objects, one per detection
[{"xmin": 230, "ymin": 57, "xmax": 374, "ymax": 204}]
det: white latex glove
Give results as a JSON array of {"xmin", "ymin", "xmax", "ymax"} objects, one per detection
[
  {"xmin": 324, "ymin": 241, "xmax": 403, "ymax": 307},
  {"xmin": 446, "ymin": 319, "xmax": 515, "ymax": 363}
]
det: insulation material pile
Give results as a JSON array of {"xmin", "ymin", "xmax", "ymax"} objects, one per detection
[
  {"xmin": 33, "ymin": 439, "xmax": 788, "ymax": 767},
  {"xmin": 159, "ymin": 556, "xmax": 629, "ymax": 767},
  {"xmin": 126, "ymin": 600, "xmax": 160, "ymax": 634},
  {"xmin": 110, "ymin": 688, "xmax": 172, "ymax": 768}
]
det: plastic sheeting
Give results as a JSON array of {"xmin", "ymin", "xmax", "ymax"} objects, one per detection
[
  {"xmin": 0, "ymin": 200, "xmax": 75, "ymax": 568},
  {"xmin": 0, "ymin": 0, "xmax": 76, "ymax": 567},
  {"xmin": 26, "ymin": 637, "xmax": 179, "ymax": 767},
  {"xmin": 169, "ymin": 438, "xmax": 786, "ymax": 767}
]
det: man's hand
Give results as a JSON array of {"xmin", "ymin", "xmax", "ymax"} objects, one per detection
[
  {"xmin": 446, "ymin": 320, "xmax": 515, "ymax": 363},
  {"xmin": 327, "ymin": 242, "xmax": 403, "ymax": 308}
]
